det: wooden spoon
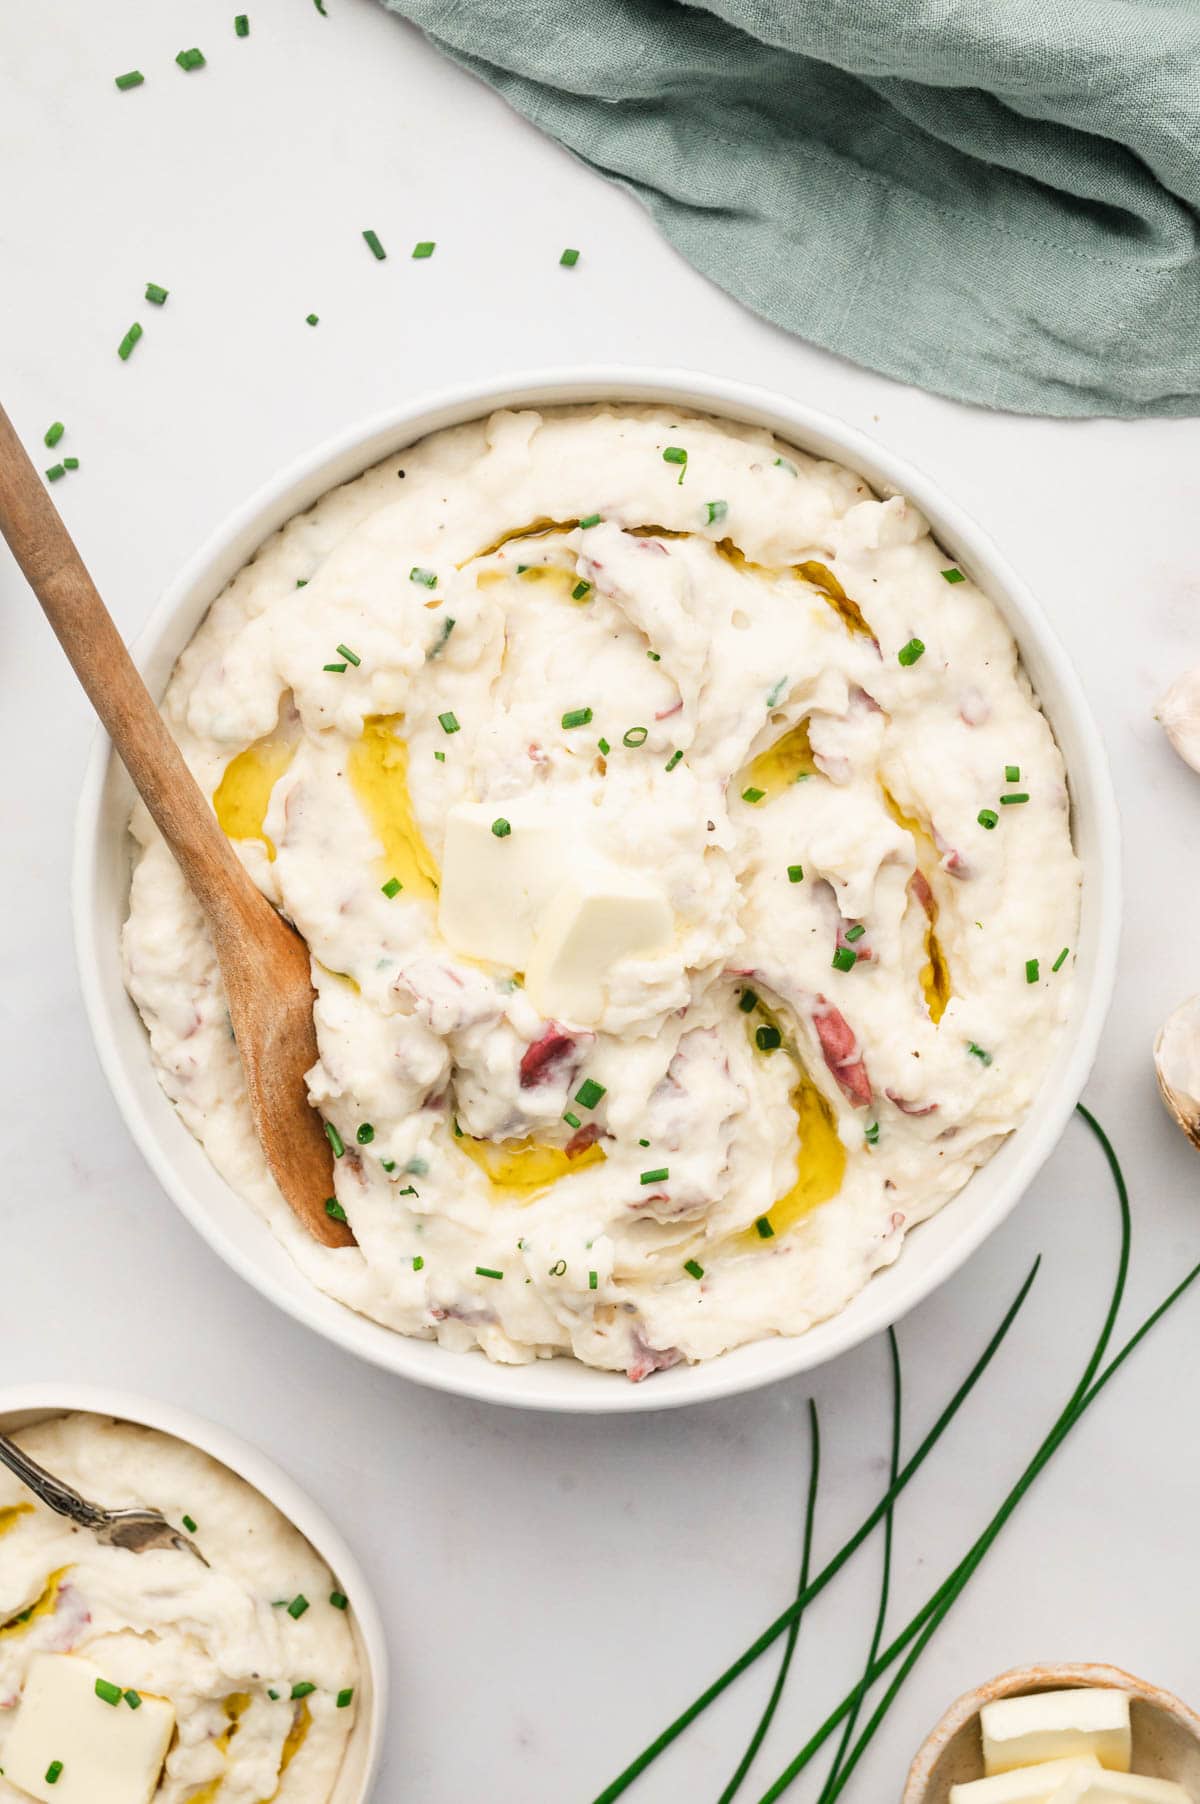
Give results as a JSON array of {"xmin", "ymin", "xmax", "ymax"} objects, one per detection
[{"xmin": 0, "ymin": 403, "xmax": 353, "ymax": 1248}]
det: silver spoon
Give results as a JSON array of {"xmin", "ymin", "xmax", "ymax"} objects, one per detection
[{"xmin": 0, "ymin": 1432, "xmax": 208, "ymax": 1565}]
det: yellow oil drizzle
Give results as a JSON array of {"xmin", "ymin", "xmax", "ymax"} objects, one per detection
[
  {"xmin": 466, "ymin": 516, "xmax": 579, "ymax": 562},
  {"xmin": 738, "ymin": 1002, "xmax": 846, "ymax": 1241},
  {"xmin": 0, "ymin": 1503, "xmax": 32, "ymax": 1538},
  {"xmin": 795, "ymin": 560, "xmax": 876, "ymax": 639},
  {"xmin": 458, "ymin": 1133, "xmax": 605, "ymax": 1200},
  {"xmin": 881, "ymin": 787, "xmax": 952, "ymax": 1022},
  {"xmin": 715, "ymin": 536, "xmax": 772, "ymax": 574},
  {"xmin": 0, "ymin": 1566, "xmax": 70, "ymax": 1638},
  {"xmin": 212, "ymin": 731, "xmax": 296, "ymax": 861},
  {"xmin": 739, "ymin": 718, "xmax": 817, "ymax": 801},
  {"xmin": 347, "ymin": 715, "xmax": 439, "ymax": 903},
  {"xmin": 268, "ymin": 1702, "xmax": 312, "ymax": 1797}
]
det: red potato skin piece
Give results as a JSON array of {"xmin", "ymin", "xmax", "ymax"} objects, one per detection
[
  {"xmin": 518, "ymin": 1023, "xmax": 576, "ymax": 1087},
  {"xmin": 565, "ymin": 1121, "xmax": 601, "ymax": 1158},
  {"xmin": 885, "ymin": 1088, "xmax": 939, "ymax": 1117},
  {"xmin": 812, "ymin": 999, "xmax": 873, "ymax": 1108}
]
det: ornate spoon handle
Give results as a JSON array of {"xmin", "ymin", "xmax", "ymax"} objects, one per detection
[{"xmin": 0, "ymin": 1431, "xmax": 108, "ymax": 1532}]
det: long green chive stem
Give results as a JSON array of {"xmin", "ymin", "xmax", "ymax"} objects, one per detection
[
  {"xmin": 589, "ymin": 1258, "xmax": 1039, "ymax": 1803},
  {"xmin": 717, "ymin": 1401, "xmax": 820, "ymax": 1804},
  {"xmin": 817, "ymin": 1331, "xmax": 900, "ymax": 1803}
]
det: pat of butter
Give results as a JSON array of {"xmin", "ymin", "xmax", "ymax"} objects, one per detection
[
  {"xmin": 950, "ymin": 1757, "xmax": 1103, "ymax": 1803},
  {"xmin": 1048, "ymin": 1773, "xmax": 1192, "ymax": 1803},
  {"xmin": 982, "ymin": 1690, "xmax": 1132, "ymax": 1776},
  {"xmin": 3, "ymin": 1652, "xmax": 175, "ymax": 1804},
  {"xmin": 525, "ymin": 856, "xmax": 673, "ymax": 1025},
  {"xmin": 439, "ymin": 798, "xmax": 567, "ymax": 969}
]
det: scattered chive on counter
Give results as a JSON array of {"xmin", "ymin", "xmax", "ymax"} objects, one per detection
[
  {"xmin": 175, "ymin": 47, "xmax": 206, "ymax": 70},
  {"xmin": 235, "ymin": 13, "xmax": 250, "ymax": 34},
  {"xmin": 306, "ymin": 312, "xmax": 319, "ymax": 326},
  {"xmin": 115, "ymin": 70, "xmax": 144, "ymax": 90},
  {"xmin": 560, "ymin": 247, "xmax": 580, "ymax": 266},
  {"xmin": 117, "ymin": 323, "xmax": 143, "ymax": 361},
  {"xmin": 44, "ymin": 421, "xmax": 64, "ymax": 447},
  {"xmin": 362, "ymin": 228, "xmax": 387, "ymax": 260},
  {"xmin": 412, "ymin": 240, "xmax": 435, "ymax": 259},
  {"xmin": 145, "ymin": 283, "xmax": 168, "ymax": 305},
  {"xmin": 62, "ymin": 457, "xmax": 79, "ymax": 471},
  {"xmin": 45, "ymin": 464, "xmax": 65, "ymax": 483}
]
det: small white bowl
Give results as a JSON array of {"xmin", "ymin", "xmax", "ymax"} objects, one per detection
[
  {"xmin": 904, "ymin": 1663, "xmax": 1200, "ymax": 1801},
  {"xmin": 0, "ymin": 1385, "xmax": 387, "ymax": 1803},
  {"xmin": 73, "ymin": 366, "xmax": 1122, "ymax": 1413}
]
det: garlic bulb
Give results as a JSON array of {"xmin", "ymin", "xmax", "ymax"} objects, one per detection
[
  {"xmin": 1157, "ymin": 666, "xmax": 1200, "ymax": 774},
  {"xmin": 1155, "ymin": 993, "xmax": 1200, "ymax": 1148}
]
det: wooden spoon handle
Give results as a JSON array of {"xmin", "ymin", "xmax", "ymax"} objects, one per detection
[{"xmin": 0, "ymin": 402, "xmax": 263, "ymax": 932}]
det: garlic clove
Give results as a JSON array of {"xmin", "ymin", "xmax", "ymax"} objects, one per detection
[
  {"xmin": 1156, "ymin": 665, "xmax": 1200, "ymax": 774},
  {"xmin": 1154, "ymin": 993, "xmax": 1200, "ymax": 1148}
]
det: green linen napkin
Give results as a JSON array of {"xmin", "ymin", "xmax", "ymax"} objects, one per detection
[{"xmin": 379, "ymin": 0, "xmax": 1200, "ymax": 417}]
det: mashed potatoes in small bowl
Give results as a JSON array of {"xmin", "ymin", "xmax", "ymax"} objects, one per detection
[{"xmin": 73, "ymin": 369, "xmax": 1120, "ymax": 1412}]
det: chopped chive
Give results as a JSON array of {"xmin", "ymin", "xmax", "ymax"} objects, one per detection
[
  {"xmin": 755, "ymin": 1025, "xmax": 782, "ymax": 1051},
  {"xmin": 579, "ymin": 511, "xmax": 601, "ymax": 527},
  {"xmin": 755, "ymin": 1215, "xmax": 775, "ymax": 1239},
  {"xmin": 124, "ymin": 1689, "xmax": 141, "ymax": 1708},
  {"xmin": 491, "ymin": 817, "xmax": 511, "ymax": 838},
  {"xmin": 1025, "ymin": 958, "xmax": 1040, "ymax": 984},
  {"xmin": 571, "ymin": 580, "xmax": 592, "ymax": 601},
  {"xmin": 428, "ymin": 615, "xmax": 456, "ymax": 659},
  {"xmin": 967, "ymin": 1041, "xmax": 993, "ymax": 1065},
  {"xmin": 897, "ymin": 638, "xmax": 925, "ymax": 666},
  {"xmin": 640, "ymin": 1167, "xmax": 669, "ymax": 1185},
  {"xmin": 1000, "ymin": 792, "xmax": 1029, "ymax": 805},
  {"xmin": 662, "ymin": 445, "xmax": 688, "ymax": 483},
  {"xmin": 560, "ymin": 247, "xmax": 580, "ymax": 267},
  {"xmin": 235, "ymin": 13, "xmax": 250, "ymax": 34},
  {"xmin": 598, "ymin": 737, "xmax": 611, "ymax": 755},
  {"xmin": 1052, "ymin": 946, "xmax": 1070, "ymax": 972},
  {"xmin": 1005, "ymin": 764, "xmax": 1020, "ymax": 783},
  {"xmin": 381, "ymin": 876, "xmax": 402, "ymax": 898},
  {"xmin": 306, "ymin": 312, "xmax": 319, "ymax": 326},
  {"xmin": 412, "ymin": 1255, "xmax": 424, "ymax": 1271},
  {"xmin": 115, "ymin": 70, "xmax": 144, "ymax": 90},
  {"xmin": 325, "ymin": 1198, "xmax": 347, "ymax": 1223},
  {"xmin": 742, "ymin": 786, "xmax": 765, "ymax": 804},
  {"xmin": 313, "ymin": 0, "xmax": 327, "ymax": 12},
  {"xmin": 337, "ymin": 1688, "xmax": 354, "ymax": 1708},
  {"xmin": 335, "ymin": 643, "xmax": 361, "ymax": 666},
  {"xmin": 433, "ymin": 750, "xmax": 445, "ymax": 762},
  {"xmin": 683, "ymin": 1258, "xmax": 704, "ymax": 1280},
  {"xmin": 412, "ymin": 240, "xmax": 436, "ymax": 259},
  {"xmin": 329, "ymin": 1591, "xmax": 349, "ymax": 1610},
  {"xmin": 562, "ymin": 706, "xmax": 593, "ymax": 728},
  {"xmin": 297, "ymin": 579, "xmax": 308, "ymax": 587},
  {"xmin": 516, "ymin": 564, "xmax": 529, "ymax": 574},
  {"xmin": 773, "ymin": 456, "xmax": 798, "ymax": 475},
  {"xmin": 145, "ymin": 283, "xmax": 169, "ymax": 305},
  {"xmin": 865, "ymin": 1120, "xmax": 880, "ymax": 1145},
  {"xmin": 175, "ymin": 47, "xmax": 206, "ymax": 70},
  {"xmin": 95, "ymin": 1679, "xmax": 122, "ymax": 1706},
  {"xmin": 665, "ymin": 749, "xmax": 683, "ymax": 771},
  {"xmin": 287, "ymin": 1594, "xmax": 310, "ymax": 1619},
  {"xmin": 182, "ymin": 1514, "xmax": 198, "ymax": 1534},
  {"xmin": 410, "ymin": 565, "xmax": 437, "ymax": 587},
  {"xmin": 832, "ymin": 946, "xmax": 858, "ymax": 972},
  {"xmin": 323, "ymin": 662, "xmax": 348, "ymax": 674},
  {"xmin": 324, "ymin": 1122, "xmax": 345, "ymax": 1158},
  {"xmin": 845, "ymin": 924, "xmax": 866, "ymax": 943},
  {"xmin": 977, "ymin": 808, "xmax": 998, "ymax": 830},
  {"xmin": 787, "ymin": 864, "xmax": 804, "ymax": 883},
  {"xmin": 45, "ymin": 1763, "xmax": 63, "ymax": 1786},
  {"xmin": 117, "ymin": 323, "xmax": 143, "ymax": 361},
  {"xmin": 362, "ymin": 229, "xmax": 386, "ymax": 260},
  {"xmin": 381, "ymin": 1159, "xmax": 396, "ymax": 1173},
  {"xmin": 476, "ymin": 1265, "xmax": 503, "ymax": 1280},
  {"xmin": 575, "ymin": 1078, "xmax": 606, "ymax": 1109},
  {"xmin": 589, "ymin": 1269, "xmax": 599, "ymax": 1290},
  {"xmin": 268, "ymin": 1689, "xmax": 280, "ymax": 1700},
  {"xmin": 647, "ymin": 649, "xmax": 661, "ymax": 660},
  {"xmin": 291, "ymin": 1682, "xmax": 316, "ymax": 1700},
  {"xmin": 44, "ymin": 421, "xmax": 64, "ymax": 448},
  {"xmin": 738, "ymin": 989, "xmax": 758, "ymax": 1013},
  {"xmin": 356, "ymin": 1122, "xmax": 374, "ymax": 1144},
  {"xmin": 563, "ymin": 1110, "xmax": 581, "ymax": 1130},
  {"xmin": 61, "ymin": 456, "xmax": 78, "ymax": 472},
  {"xmin": 941, "ymin": 567, "xmax": 965, "ymax": 583},
  {"xmin": 438, "ymin": 711, "xmax": 460, "ymax": 734},
  {"xmin": 623, "ymin": 726, "xmax": 648, "ymax": 747},
  {"xmin": 549, "ymin": 1258, "xmax": 567, "ymax": 1276},
  {"xmin": 45, "ymin": 464, "xmax": 65, "ymax": 482},
  {"xmin": 638, "ymin": 1138, "xmax": 650, "ymax": 1147},
  {"xmin": 704, "ymin": 500, "xmax": 728, "ymax": 526}
]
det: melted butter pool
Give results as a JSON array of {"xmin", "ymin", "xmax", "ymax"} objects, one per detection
[
  {"xmin": 458, "ymin": 1133, "xmax": 605, "ymax": 1200},
  {"xmin": 212, "ymin": 731, "xmax": 295, "ymax": 860},
  {"xmin": 348, "ymin": 715, "xmax": 439, "ymax": 903},
  {"xmin": 881, "ymin": 787, "xmax": 953, "ymax": 1022}
]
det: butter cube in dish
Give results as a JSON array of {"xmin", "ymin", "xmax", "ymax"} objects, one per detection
[
  {"xmin": 982, "ymin": 1689, "xmax": 1133, "ymax": 1775},
  {"xmin": 2, "ymin": 1650, "xmax": 175, "ymax": 1803},
  {"xmin": 1047, "ymin": 1771, "xmax": 1192, "ymax": 1802},
  {"xmin": 950, "ymin": 1757, "xmax": 1103, "ymax": 1802}
]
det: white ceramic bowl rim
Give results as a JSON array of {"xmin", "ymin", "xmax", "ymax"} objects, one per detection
[
  {"xmin": 0, "ymin": 1383, "xmax": 386, "ymax": 1803},
  {"xmin": 72, "ymin": 364, "xmax": 1122, "ymax": 1414}
]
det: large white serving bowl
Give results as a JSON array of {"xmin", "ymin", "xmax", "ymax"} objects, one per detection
[
  {"xmin": 0, "ymin": 1385, "xmax": 387, "ymax": 1802},
  {"xmin": 73, "ymin": 367, "xmax": 1121, "ymax": 1414}
]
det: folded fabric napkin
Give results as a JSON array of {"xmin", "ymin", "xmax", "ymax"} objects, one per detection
[{"xmin": 380, "ymin": 0, "xmax": 1200, "ymax": 417}]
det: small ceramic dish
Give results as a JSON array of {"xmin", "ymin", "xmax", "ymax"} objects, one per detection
[
  {"xmin": 0, "ymin": 1384, "xmax": 387, "ymax": 1804},
  {"xmin": 904, "ymin": 1663, "xmax": 1200, "ymax": 1801}
]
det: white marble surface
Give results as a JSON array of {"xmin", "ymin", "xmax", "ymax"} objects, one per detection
[{"xmin": 3, "ymin": 3, "xmax": 1200, "ymax": 1799}]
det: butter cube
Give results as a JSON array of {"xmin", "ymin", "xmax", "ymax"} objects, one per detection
[
  {"xmin": 982, "ymin": 1689, "xmax": 1132, "ymax": 1776},
  {"xmin": 1048, "ymin": 1772, "xmax": 1192, "ymax": 1803},
  {"xmin": 525, "ymin": 855, "xmax": 673, "ymax": 1024},
  {"xmin": 3, "ymin": 1652, "xmax": 175, "ymax": 1804},
  {"xmin": 438, "ymin": 798, "xmax": 566, "ymax": 969},
  {"xmin": 950, "ymin": 1757, "xmax": 1103, "ymax": 1803}
]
